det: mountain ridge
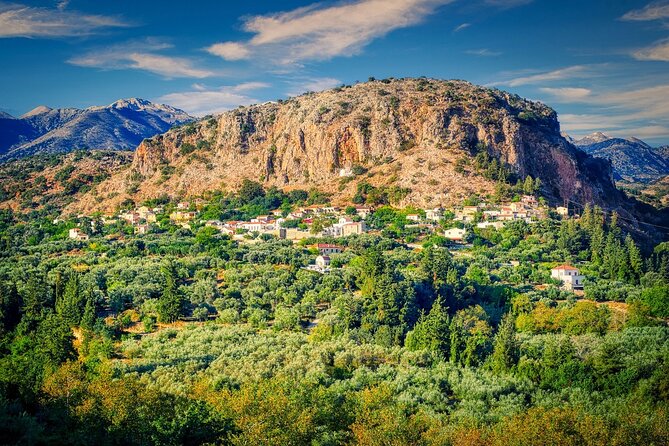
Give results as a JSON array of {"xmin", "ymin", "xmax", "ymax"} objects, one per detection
[
  {"xmin": 574, "ymin": 132, "xmax": 669, "ymax": 184},
  {"xmin": 0, "ymin": 98, "xmax": 193, "ymax": 161},
  {"xmin": 69, "ymin": 78, "xmax": 624, "ymax": 216}
]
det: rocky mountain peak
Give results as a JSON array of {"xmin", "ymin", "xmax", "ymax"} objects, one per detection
[
  {"xmin": 70, "ymin": 77, "xmax": 623, "ymax": 215},
  {"xmin": 575, "ymin": 132, "xmax": 611, "ymax": 146},
  {"xmin": 20, "ymin": 105, "xmax": 53, "ymax": 119}
]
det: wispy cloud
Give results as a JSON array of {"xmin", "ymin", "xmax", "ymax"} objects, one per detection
[
  {"xmin": 493, "ymin": 65, "xmax": 598, "ymax": 87},
  {"xmin": 207, "ymin": 42, "xmax": 250, "ymax": 61},
  {"xmin": 0, "ymin": 1, "xmax": 129, "ymax": 38},
  {"xmin": 206, "ymin": 0, "xmax": 453, "ymax": 66},
  {"xmin": 69, "ymin": 40, "xmax": 214, "ymax": 78},
  {"xmin": 621, "ymin": 1, "xmax": 669, "ymax": 21},
  {"xmin": 453, "ymin": 22, "xmax": 470, "ymax": 32},
  {"xmin": 158, "ymin": 82, "xmax": 270, "ymax": 116},
  {"xmin": 540, "ymin": 87, "xmax": 591, "ymax": 101},
  {"xmin": 465, "ymin": 48, "xmax": 501, "ymax": 57},
  {"xmin": 633, "ymin": 38, "xmax": 669, "ymax": 61},
  {"xmin": 556, "ymin": 84, "xmax": 669, "ymax": 140}
]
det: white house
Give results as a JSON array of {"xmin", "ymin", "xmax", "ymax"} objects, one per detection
[
  {"xmin": 355, "ymin": 206, "xmax": 373, "ymax": 219},
  {"xmin": 406, "ymin": 214, "xmax": 421, "ymax": 222},
  {"xmin": 425, "ymin": 208, "xmax": 443, "ymax": 222},
  {"xmin": 119, "ymin": 211, "xmax": 141, "ymax": 225},
  {"xmin": 135, "ymin": 224, "xmax": 150, "ymax": 235},
  {"xmin": 68, "ymin": 228, "xmax": 89, "ymax": 241},
  {"xmin": 315, "ymin": 255, "xmax": 331, "ymax": 268},
  {"xmin": 241, "ymin": 221, "xmax": 265, "ymax": 232},
  {"xmin": 477, "ymin": 221, "xmax": 504, "ymax": 230},
  {"xmin": 551, "ymin": 264, "xmax": 585, "ymax": 291},
  {"xmin": 322, "ymin": 217, "xmax": 367, "ymax": 237},
  {"xmin": 316, "ymin": 243, "xmax": 343, "ymax": 255},
  {"xmin": 342, "ymin": 221, "xmax": 366, "ymax": 236},
  {"xmin": 521, "ymin": 195, "xmax": 538, "ymax": 206},
  {"xmin": 556, "ymin": 206, "xmax": 569, "ymax": 217},
  {"xmin": 443, "ymin": 227, "xmax": 467, "ymax": 242}
]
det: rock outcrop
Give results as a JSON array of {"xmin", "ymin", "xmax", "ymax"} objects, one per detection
[{"xmin": 71, "ymin": 78, "xmax": 623, "ymax": 213}]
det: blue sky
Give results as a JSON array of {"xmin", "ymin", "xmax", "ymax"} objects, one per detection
[{"xmin": 2, "ymin": 0, "xmax": 669, "ymax": 144}]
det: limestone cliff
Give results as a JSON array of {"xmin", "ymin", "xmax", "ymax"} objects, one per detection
[{"xmin": 70, "ymin": 78, "xmax": 622, "ymax": 213}]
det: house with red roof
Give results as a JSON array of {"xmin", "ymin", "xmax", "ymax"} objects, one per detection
[{"xmin": 551, "ymin": 264, "xmax": 585, "ymax": 291}]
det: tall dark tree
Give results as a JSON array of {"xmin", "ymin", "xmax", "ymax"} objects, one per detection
[
  {"xmin": 490, "ymin": 313, "xmax": 519, "ymax": 374},
  {"xmin": 56, "ymin": 273, "xmax": 85, "ymax": 327},
  {"xmin": 81, "ymin": 295, "xmax": 97, "ymax": 332},
  {"xmin": 405, "ymin": 296, "xmax": 450, "ymax": 357},
  {"xmin": 625, "ymin": 235, "xmax": 643, "ymax": 283},
  {"xmin": 0, "ymin": 281, "xmax": 21, "ymax": 333},
  {"xmin": 158, "ymin": 260, "xmax": 183, "ymax": 323}
]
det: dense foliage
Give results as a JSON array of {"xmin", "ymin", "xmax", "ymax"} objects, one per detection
[{"xmin": 0, "ymin": 187, "xmax": 668, "ymax": 445}]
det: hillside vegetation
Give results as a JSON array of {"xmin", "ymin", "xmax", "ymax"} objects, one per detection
[
  {"xmin": 0, "ymin": 150, "xmax": 132, "ymax": 212},
  {"xmin": 1, "ymin": 178, "xmax": 668, "ymax": 444}
]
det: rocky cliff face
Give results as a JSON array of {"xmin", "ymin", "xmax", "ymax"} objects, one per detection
[{"xmin": 71, "ymin": 78, "xmax": 623, "ymax": 213}]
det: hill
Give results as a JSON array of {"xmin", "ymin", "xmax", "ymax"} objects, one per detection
[
  {"xmin": 69, "ymin": 78, "xmax": 623, "ymax": 215},
  {"xmin": 0, "ymin": 98, "xmax": 193, "ymax": 161},
  {"xmin": 0, "ymin": 150, "xmax": 133, "ymax": 212},
  {"xmin": 574, "ymin": 133, "xmax": 669, "ymax": 184},
  {"xmin": 637, "ymin": 175, "xmax": 669, "ymax": 209}
]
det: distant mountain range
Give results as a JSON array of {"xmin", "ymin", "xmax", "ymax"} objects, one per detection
[
  {"xmin": 572, "ymin": 132, "xmax": 669, "ymax": 184},
  {"xmin": 0, "ymin": 98, "xmax": 193, "ymax": 161}
]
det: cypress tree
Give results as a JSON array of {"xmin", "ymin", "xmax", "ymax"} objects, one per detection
[
  {"xmin": 158, "ymin": 260, "xmax": 183, "ymax": 323},
  {"xmin": 0, "ymin": 281, "xmax": 21, "ymax": 333},
  {"xmin": 423, "ymin": 296, "xmax": 450, "ymax": 357},
  {"xmin": 81, "ymin": 295, "xmax": 96, "ymax": 331},
  {"xmin": 626, "ymin": 235, "xmax": 643, "ymax": 283},
  {"xmin": 490, "ymin": 313, "xmax": 519, "ymax": 374},
  {"xmin": 523, "ymin": 176, "xmax": 535, "ymax": 195},
  {"xmin": 56, "ymin": 273, "xmax": 85, "ymax": 327}
]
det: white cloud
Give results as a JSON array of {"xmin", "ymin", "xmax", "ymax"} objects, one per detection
[
  {"xmin": 561, "ymin": 113, "xmax": 669, "ymax": 140},
  {"xmin": 556, "ymin": 84, "xmax": 669, "ymax": 140},
  {"xmin": 633, "ymin": 38, "xmax": 669, "ymax": 61},
  {"xmin": 206, "ymin": 0, "xmax": 453, "ymax": 65},
  {"xmin": 206, "ymin": 42, "xmax": 250, "ymax": 60},
  {"xmin": 621, "ymin": 1, "xmax": 669, "ymax": 21},
  {"xmin": 465, "ymin": 48, "xmax": 501, "ymax": 57},
  {"xmin": 69, "ymin": 41, "xmax": 214, "ymax": 78},
  {"xmin": 593, "ymin": 84, "xmax": 669, "ymax": 121},
  {"xmin": 539, "ymin": 87, "xmax": 591, "ymax": 101},
  {"xmin": 453, "ymin": 22, "xmax": 470, "ymax": 32},
  {"xmin": 158, "ymin": 83, "xmax": 270, "ymax": 116},
  {"xmin": 0, "ymin": 2, "xmax": 128, "ymax": 38},
  {"xmin": 494, "ymin": 65, "xmax": 595, "ymax": 87}
]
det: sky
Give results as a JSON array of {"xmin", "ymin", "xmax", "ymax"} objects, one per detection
[{"xmin": 1, "ymin": 0, "xmax": 669, "ymax": 145}]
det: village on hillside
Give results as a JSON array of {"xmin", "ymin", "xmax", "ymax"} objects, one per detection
[
  {"xmin": 69, "ymin": 194, "xmax": 567, "ymax": 244},
  {"xmin": 65, "ymin": 193, "xmax": 585, "ymax": 291}
]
